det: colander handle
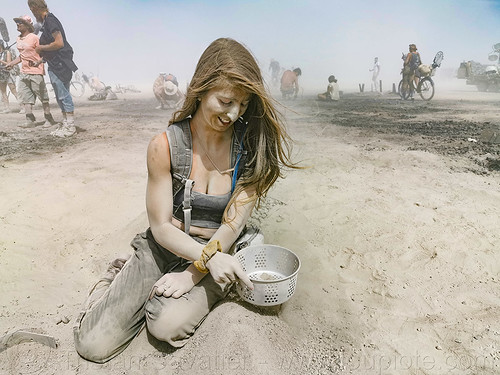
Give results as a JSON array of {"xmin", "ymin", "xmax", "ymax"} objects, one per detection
[{"xmin": 232, "ymin": 226, "xmax": 263, "ymax": 254}]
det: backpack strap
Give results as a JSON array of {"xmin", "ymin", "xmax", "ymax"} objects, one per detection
[
  {"xmin": 166, "ymin": 118, "xmax": 192, "ymax": 198},
  {"xmin": 166, "ymin": 118, "xmax": 195, "ymax": 233},
  {"xmin": 182, "ymin": 179, "xmax": 194, "ymax": 234}
]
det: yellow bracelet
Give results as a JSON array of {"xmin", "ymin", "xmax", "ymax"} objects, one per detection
[{"xmin": 193, "ymin": 240, "xmax": 222, "ymax": 273}]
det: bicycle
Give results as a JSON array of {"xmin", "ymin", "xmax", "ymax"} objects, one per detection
[
  {"xmin": 69, "ymin": 72, "xmax": 85, "ymax": 97},
  {"xmin": 115, "ymin": 83, "xmax": 141, "ymax": 94},
  {"xmin": 399, "ymin": 51, "xmax": 444, "ymax": 101},
  {"xmin": 44, "ymin": 75, "xmax": 85, "ymax": 99}
]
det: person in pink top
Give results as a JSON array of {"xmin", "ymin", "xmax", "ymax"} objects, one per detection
[{"xmin": 4, "ymin": 15, "xmax": 58, "ymax": 127}]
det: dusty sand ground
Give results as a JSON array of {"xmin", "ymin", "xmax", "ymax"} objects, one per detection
[{"xmin": 0, "ymin": 87, "xmax": 499, "ymax": 375}]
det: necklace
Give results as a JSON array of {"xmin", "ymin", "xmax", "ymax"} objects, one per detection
[{"xmin": 191, "ymin": 125, "xmax": 234, "ymax": 175}]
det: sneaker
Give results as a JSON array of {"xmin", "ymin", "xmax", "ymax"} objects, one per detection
[
  {"xmin": 1, "ymin": 108, "xmax": 10, "ymax": 114},
  {"xmin": 64, "ymin": 125, "xmax": 77, "ymax": 137},
  {"xmin": 19, "ymin": 108, "xmax": 26, "ymax": 114},
  {"xmin": 50, "ymin": 120, "xmax": 67, "ymax": 133},
  {"xmin": 51, "ymin": 123, "xmax": 76, "ymax": 137}
]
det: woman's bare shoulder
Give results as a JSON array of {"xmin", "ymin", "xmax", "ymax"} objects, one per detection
[
  {"xmin": 148, "ymin": 132, "xmax": 169, "ymax": 151},
  {"xmin": 147, "ymin": 132, "xmax": 170, "ymax": 172}
]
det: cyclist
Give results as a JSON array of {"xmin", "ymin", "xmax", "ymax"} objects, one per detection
[{"xmin": 403, "ymin": 44, "xmax": 421, "ymax": 99}]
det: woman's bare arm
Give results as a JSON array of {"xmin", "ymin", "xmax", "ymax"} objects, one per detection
[{"xmin": 146, "ymin": 133, "xmax": 205, "ymax": 260}]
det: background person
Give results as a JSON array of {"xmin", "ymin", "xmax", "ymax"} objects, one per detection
[
  {"xmin": 153, "ymin": 72, "xmax": 184, "ymax": 109},
  {"xmin": 0, "ymin": 39, "xmax": 22, "ymax": 113},
  {"xmin": 74, "ymin": 37, "xmax": 298, "ymax": 363},
  {"xmin": 89, "ymin": 74, "xmax": 105, "ymax": 92},
  {"xmin": 29, "ymin": 0, "xmax": 78, "ymax": 137},
  {"xmin": 370, "ymin": 57, "xmax": 380, "ymax": 92},
  {"xmin": 317, "ymin": 75, "xmax": 340, "ymax": 101},
  {"xmin": 4, "ymin": 15, "xmax": 57, "ymax": 127},
  {"xmin": 269, "ymin": 58, "xmax": 280, "ymax": 87},
  {"xmin": 403, "ymin": 44, "xmax": 421, "ymax": 99},
  {"xmin": 280, "ymin": 67, "xmax": 301, "ymax": 99}
]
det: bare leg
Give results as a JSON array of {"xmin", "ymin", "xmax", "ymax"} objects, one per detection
[
  {"xmin": 42, "ymin": 102, "xmax": 51, "ymax": 115},
  {"xmin": 25, "ymin": 103, "xmax": 33, "ymax": 115},
  {"xmin": 0, "ymin": 82, "xmax": 9, "ymax": 112},
  {"xmin": 41, "ymin": 102, "xmax": 58, "ymax": 125},
  {"xmin": 7, "ymin": 82, "xmax": 18, "ymax": 100}
]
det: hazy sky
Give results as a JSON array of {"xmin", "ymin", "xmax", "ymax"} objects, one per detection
[{"xmin": 2, "ymin": 0, "xmax": 500, "ymax": 92}]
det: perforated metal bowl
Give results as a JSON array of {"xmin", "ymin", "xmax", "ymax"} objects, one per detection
[{"xmin": 234, "ymin": 244, "xmax": 300, "ymax": 306}]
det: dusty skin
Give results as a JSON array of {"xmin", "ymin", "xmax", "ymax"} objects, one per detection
[{"xmin": 0, "ymin": 88, "xmax": 499, "ymax": 375}]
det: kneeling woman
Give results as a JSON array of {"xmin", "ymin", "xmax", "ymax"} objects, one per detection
[{"xmin": 74, "ymin": 38, "xmax": 297, "ymax": 363}]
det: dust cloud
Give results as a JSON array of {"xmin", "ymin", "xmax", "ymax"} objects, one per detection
[{"xmin": 2, "ymin": 0, "xmax": 499, "ymax": 93}]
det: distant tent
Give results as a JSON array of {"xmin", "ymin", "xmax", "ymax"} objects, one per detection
[{"xmin": 0, "ymin": 17, "xmax": 10, "ymax": 42}]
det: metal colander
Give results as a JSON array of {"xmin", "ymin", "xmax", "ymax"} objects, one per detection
[{"xmin": 234, "ymin": 244, "xmax": 300, "ymax": 306}]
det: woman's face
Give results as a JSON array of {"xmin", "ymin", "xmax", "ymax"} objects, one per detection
[
  {"xmin": 16, "ymin": 22, "xmax": 27, "ymax": 34},
  {"xmin": 196, "ymin": 85, "xmax": 251, "ymax": 132}
]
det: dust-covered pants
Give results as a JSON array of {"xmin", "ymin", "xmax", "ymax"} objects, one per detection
[
  {"xmin": 73, "ymin": 228, "xmax": 229, "ymax": 363},
  {"xmin": 403, "ymin": 66, "xmax": 415, "ymax": 90}
]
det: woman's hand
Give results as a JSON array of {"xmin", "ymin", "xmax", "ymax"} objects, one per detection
[
  {"xmin": 206, "ymin": 252, "xmax": 253, "ymax": 290},
  {"xmin": 152, "ymin": 271, "xmax": 196, "ymax": 299}
]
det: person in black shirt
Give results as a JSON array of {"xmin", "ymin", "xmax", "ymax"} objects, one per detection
[{"xmin": 28, "ymin": 0, "xmax": 78, "ymax": 137}]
